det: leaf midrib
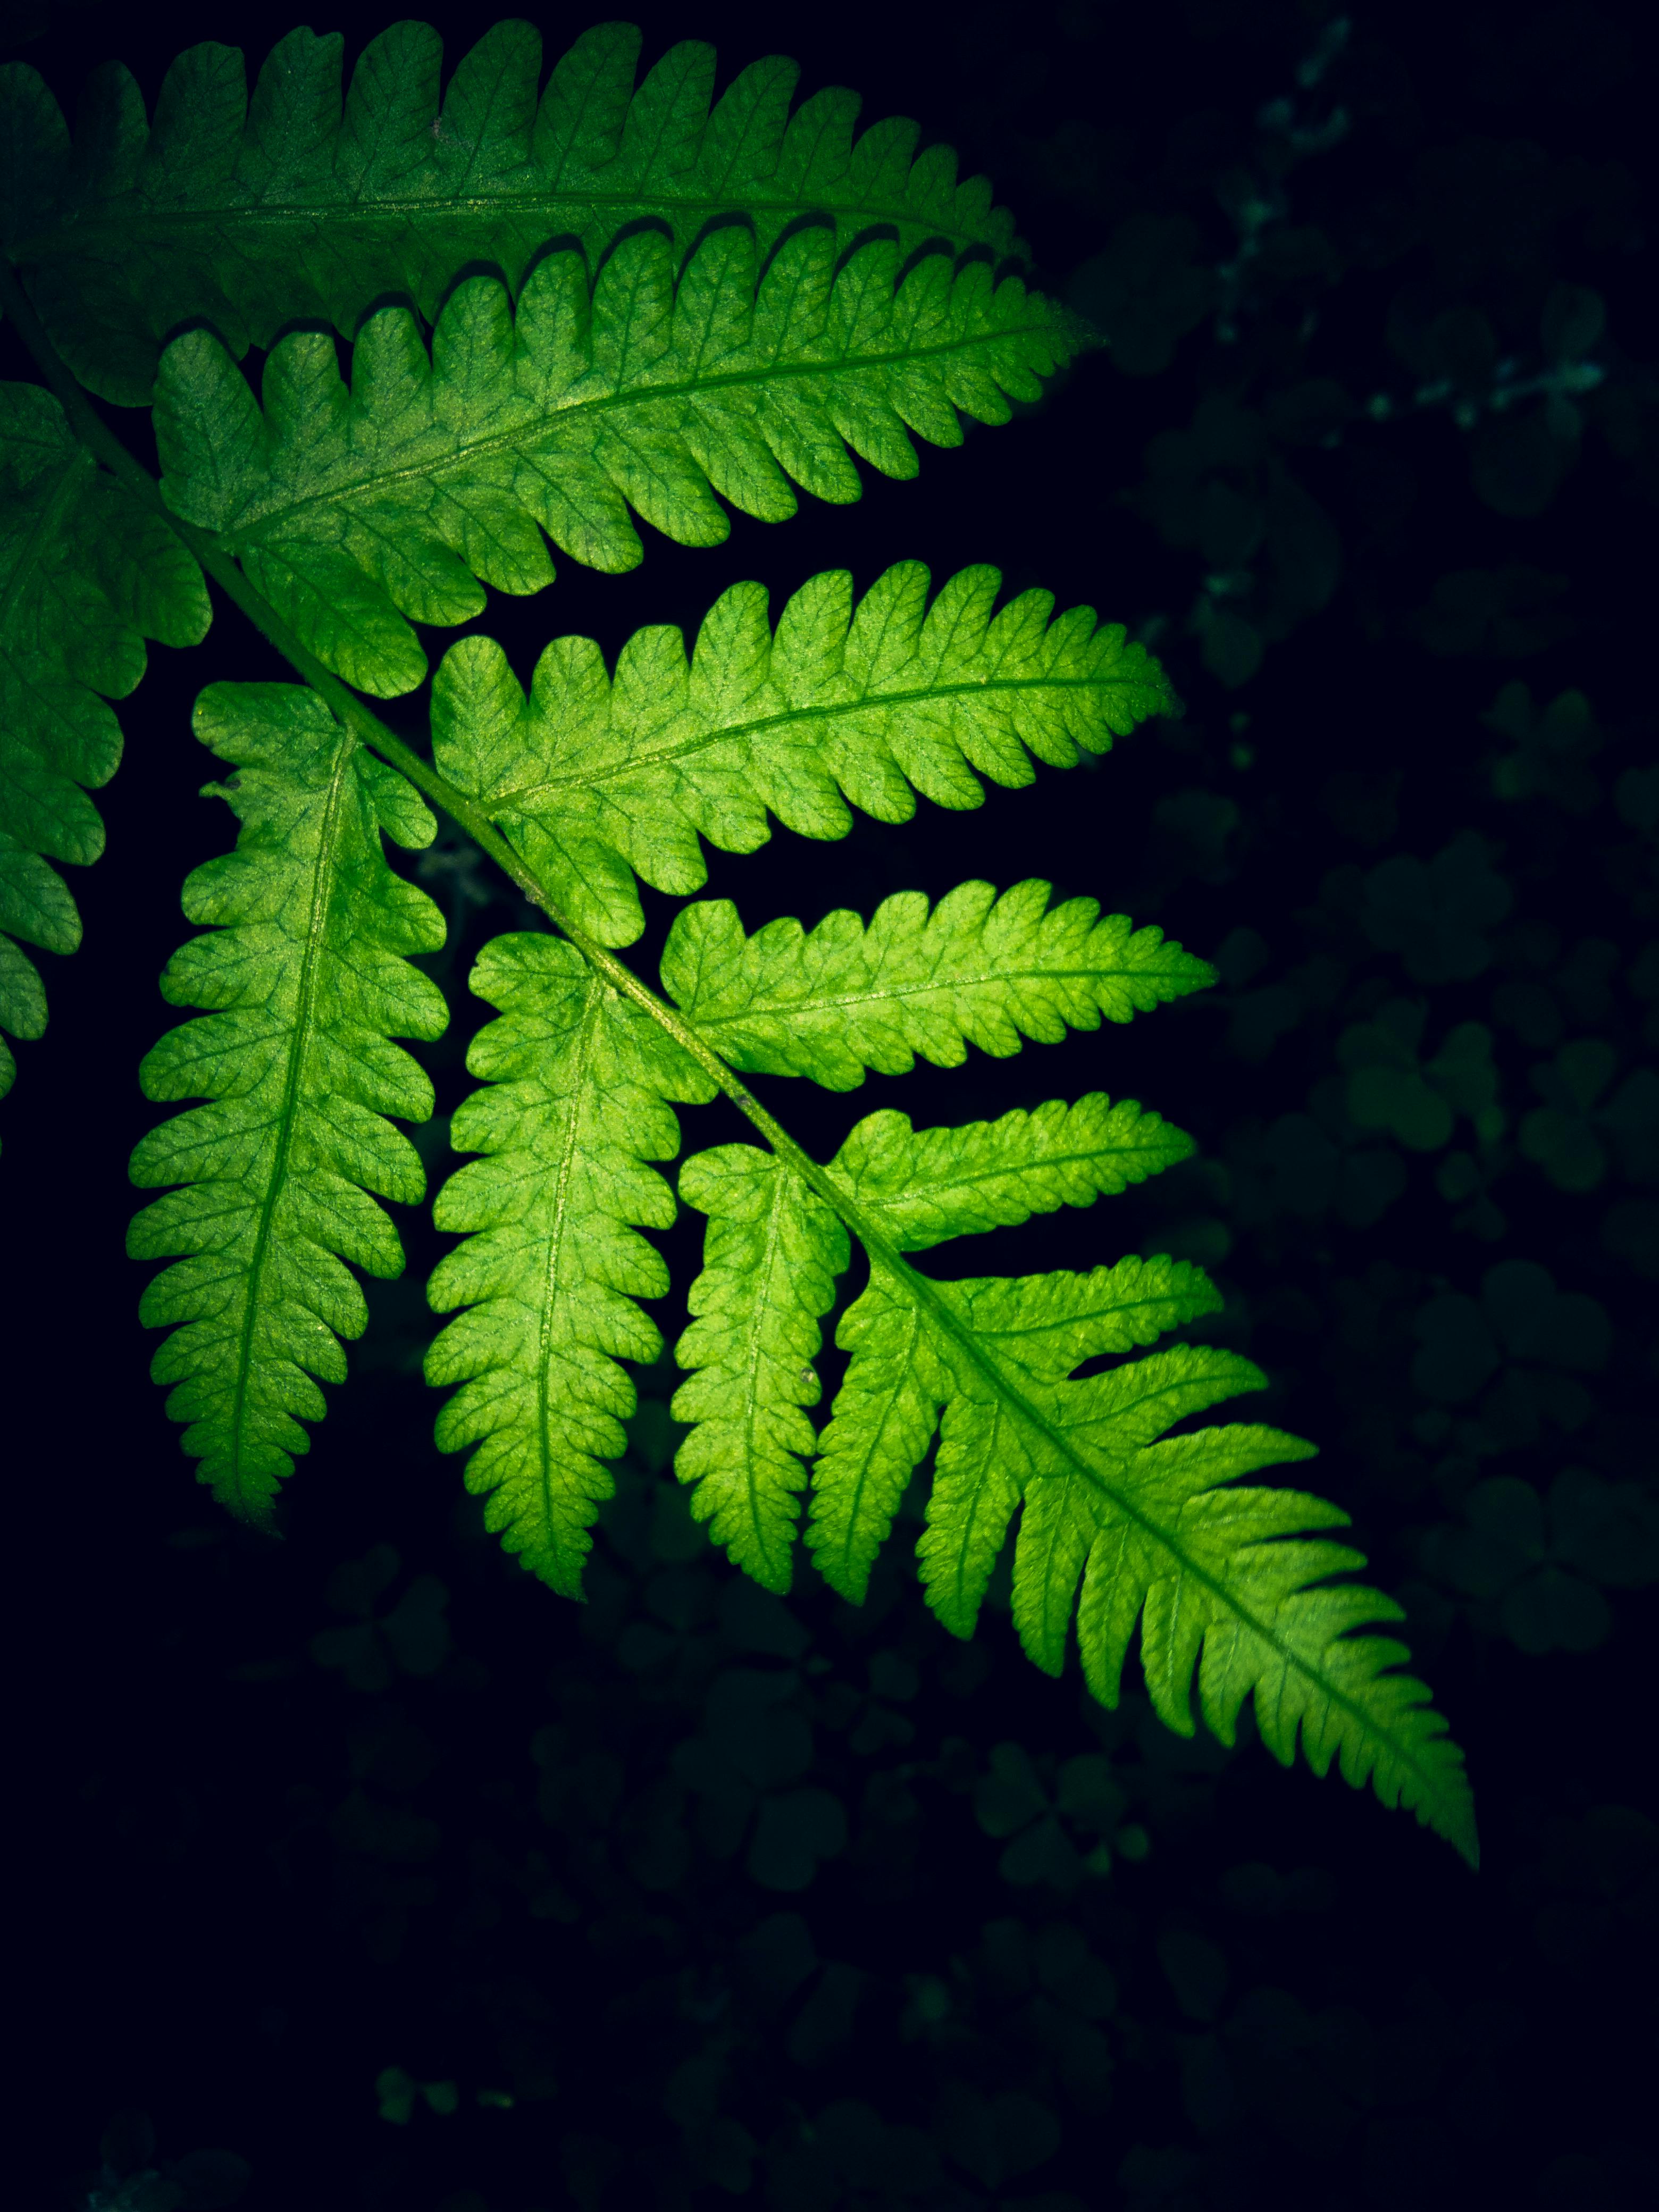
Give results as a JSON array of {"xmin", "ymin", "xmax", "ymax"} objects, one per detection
[
  {"xmin": 489, "ymin": 674, "xmax": 1117, "ymax": 807},
  {"xmin": 894, "ymin": 1261, "xmax": 1456, "ymax": 1812},
  {"xmin": 533, "ymin": 976, "xmax": 604, "ymax": 1556},
  {"xmin": 740, "ymin": 1161, "xmax": 796, "ymax": 1586},
  {"xmin": 21, "ymin": 183, "xmax": 1002, "ymax": 262},
  {"xmin": 967, "ymin": 1285, "xmax": 1218, "ymax": 1366},
  {"xmin": 823, "ymin": 1297, "xmax": 924, "ymax": 1594},
  {"xmin": 216, "ymin": 311, "xmax": 1062, "ymax": 543},
  {"xmin": 227, "ymin": 729, "xmax": 355, "ymax": 1509},
  {"xmin": 937, "ymin": 1397, "xmax": 1012, "ymax": 1630},
  {"xmin": 692, "ymin": 953, "xmax": 1172, "ymax": 1036},
  {"xmin": 852, "ymin": 1134, "xmax": 1177, "ymax": 1237}
]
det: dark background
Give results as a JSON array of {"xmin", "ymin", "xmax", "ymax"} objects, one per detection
[{"xmin": 4, "ymin": 2, "xmax": 1656, "ymax": 2208}]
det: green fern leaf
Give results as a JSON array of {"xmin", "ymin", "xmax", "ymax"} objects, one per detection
[
  {"xmin": 830, "ymin": 1094, "xmax": 1195, "ymax": 1249},
  {"xmin": 808, "ymin": 1261, "xmax": 950, "ymax": 1606},
  {"xmin": 921, "ymin": 1255, "xmax": 1225, "ymax": 1633},
  {"xmin": 664, "ymin": 878, "xmax": 1211, "ymax": 1090},
  {"xmin": 0, "ymin": 382, "xmax": 207, "ymax": 1135},
  {"xmin": 127, "ymin": 684, "xmax": 446, "ymax": 1525},
  {"xmin": 425, "ymin": 934, "xmax": 715, "ymax": 1596},
  {"xmin": 153, "ymin": 238, "xmax": 1087, "ymax": 696},
  {"xmin": 811, "ymin": 1255, "xmax": 1221, "ymax": 1614},
  {"xmin": 2, "ymin": 20, "xmax": 1025, "ymax": 405},
  {"xmin": 0, "ymin": 11, "xmax": 1477, "ymax": 1871},
  {"xmin": 433, "ymin": 565, "xmax": 1172, "ymax": 944},
  {"xmin": 803, "ymin": 1098, "xmax": 1194, "ymax": 1593},
  {"xmin": 671, "ymin": 1146, "xmax": 849, "ymax": 1592},
  {"xmin": 801, "ymin": 1205, "xmax": 1477, "ymax": 1861}
]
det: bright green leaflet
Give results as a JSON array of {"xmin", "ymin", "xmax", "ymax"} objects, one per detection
[
  {"xmin": 431, "ymin": 562, "xmax": 1172, "ymax": 946},
  {"xmin": 127, "ymin": 682, "xmax": 446, "ymax": 1524},
  {"xmin": 663, "ymin": 877, "xmax": 1212, "ymax": 1090},
  {"xmin": 824, "ymin": 1094, "xmax": 1195, "ymax": 1249},
  {"xmin": 0, "ymin": 15, "xmax": 1478, "ymax": 1863},
  {"xmin": 0, "ymin": 380, "xmax": 207, "ymax": 1132},
  {"xmin": 153, "ymin": 236, "xmax": 1083, "ymax": 698},
  {"xmin": 425, "ymin": 933, "xmax": 716, "ymax": 1597},
  {"xmin": 672, "ymin": 1145, "xmax": 849, "ymax": 1593},
  {"xmin": 0, "ymin": 19, "xmax": 1026, "ymax": 407}
]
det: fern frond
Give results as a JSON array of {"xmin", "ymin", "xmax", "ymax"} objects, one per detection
[
  {"xmin": 0, "ymin": 14, "xmax": 1476, "ymax": 1871},
  {"xmin": 664, "ymin": 879, "xmax": 1211, "ymax": 1090},
  {"xmin": 665, "ymin": 1068, "xmax": 1474, "ymax": 1855},
  {"xmin": 425, "ymin": 933, "xmax": 715, "ymax": 1596},
  {"xmin": 153, "ymin": 237, "xmax": 1087, "ymax": 696},
  {"xmin": 0, "ymin": 382, "xmax": 207, "ymax": 1138},
  {"xmin": 808, "ymin": 1231, "xmax": 1476, "ymax": 1863},
  {"xmin": 127, "ymin": 684, "xmax": 446, "ymax": 1525},
  {"xmin": 2, "ymin": 21, "xmax": 1025, "ymax": 405},
  {"xmin": 433, "ymin": 566, "xmax": 1172, "ymax": 944},
  {"xmin": 671, "ymin": 1146, "xmax": 848, "ymax": 1593}
]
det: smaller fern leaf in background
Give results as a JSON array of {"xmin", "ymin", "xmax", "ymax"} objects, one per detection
[
  {"xmin": 153, "ymin": 234, "xmax": 1086, "ymax": 696},
  {"xmin": 426, "ymin": 935, "xmax": 715, "ymax": 1596},
  {"xmin": 0, "ymin": 383, "xmax": 207, "ymax": 1141},
  {"xmin": 433, "ymin": 566, "xmax": 1172, "ymax": 945},
  {"xmin": 665, "ymin": 878, "xmax": 1211, "ymax": 1090},
  {"xmin": 672, "ymin": 1147, "xmax": 848, "ymax": 1591},
  {"xmin": 128, "ymin": 685, "xmax": 446, "ymax": 1525},
  {"xmin": 1, "ymin": 19, "xmax": 1026, "ymax": 406}
]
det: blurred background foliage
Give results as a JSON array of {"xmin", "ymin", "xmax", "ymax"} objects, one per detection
[{"xmin": 5, "ymin": 1, "xmax": 1656, "ymax": 2209}]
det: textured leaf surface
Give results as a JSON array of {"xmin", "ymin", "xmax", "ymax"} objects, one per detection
[
  {"xmin": 154, "ymin": 236, "xmax": 1086, "ymax": 695},
  {"xmin": 673, "ymin": 1145, "xmax": 848, "ymax": 1591},
  {"xmin": 665, "ymin": 877, "xmax": 1211, "ymax": 1089},
  {"xmin": 435, "ymin": 565, "xmax": 1173, "ymax": 944},
  {"xmin": 829, "ymin": 1094, "xmax": 1196, "ymax": 1251},
  {"xmin": 426, "ymin": 934, "xmax": 715, "ymax": 1596},
  {"xmin": 2, "ymin": 21, "xmax": 1026, "ymax": 404},
  {"xmin": 127, "ymin": 684, "xmax": 445, "ymax": 1524},
  {"xmin": 803, "ymin": 1225, "xmax": 1477, "ymax": 1861},
  {"xmin": 804, "ymin": 1100, "xmax": 1197, "ymax": 1589},
  {"xmin": 0, "ymin": 382, "xmax": 208, "ymax": 1135},
  {"xmin": 921, "ymin": 1256, "xmax": 1225, "ymax": 1634},
  {"xmin": 809, "ymin": 1262, "xmax": 950, "ymax": 1605}
]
